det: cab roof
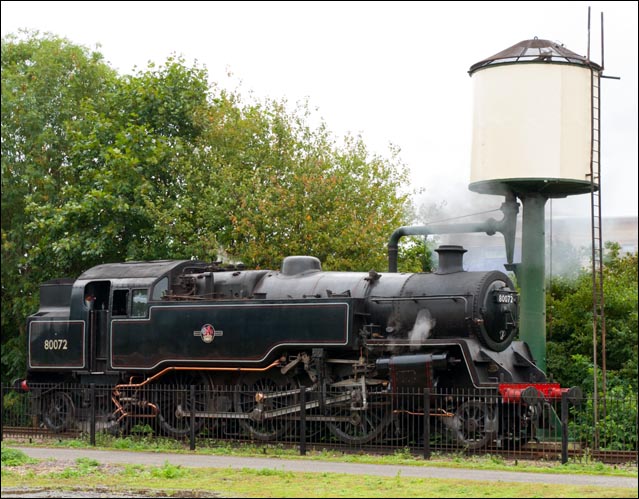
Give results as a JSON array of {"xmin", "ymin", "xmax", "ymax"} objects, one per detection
[{"xmin": 77, "ymin": 260, "xmax": 205, "ymax": 280}]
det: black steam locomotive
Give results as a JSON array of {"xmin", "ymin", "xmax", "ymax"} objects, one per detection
[{"xmin": 20, "ymin": 244, "xmax": 576, "ymax": 448}]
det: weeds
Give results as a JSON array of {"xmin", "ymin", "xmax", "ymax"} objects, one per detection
[
  {"xmin": 150, "ymin": 461, "xmax": 188, "ymax": 479},
  {"xmin": 1, "ymin": 445, "xmax": 37, "ymax": 466},
  {"xmin": 51, "ymin": 457, "xmax": 102, "ymax": 478}
]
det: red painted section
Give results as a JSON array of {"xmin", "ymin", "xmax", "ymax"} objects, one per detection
[{"xmin": 498, "ymin": 382, "xmax": 569, "ymax": 403}]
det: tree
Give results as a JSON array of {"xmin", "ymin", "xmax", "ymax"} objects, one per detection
[
  {"xmin": 546, "ymin": 243, "xmax": 638, "ymax": 392},
  {"xmin": 195, "ymin": 93, "xmax": 414, "ymax": 271},
  {"xmin": 1, "ymin": 32, "xmax": 416, "ymax": 381},
  {"xmin": 25, "ymin": 55, "xmax": 215, "ymax": 268},
  {"xmin": 2, "ymin": 31, "xmax": 117, "ymax": 380}
]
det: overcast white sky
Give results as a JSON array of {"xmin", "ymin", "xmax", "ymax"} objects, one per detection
[{"xmin": 2, "ymin": 1, "xmax": 637, "ymax": 222}]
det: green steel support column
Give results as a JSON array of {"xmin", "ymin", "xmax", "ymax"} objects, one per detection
[{"xmin": 519, "ymin": 193, "xmax": 548, "ymax": 372}]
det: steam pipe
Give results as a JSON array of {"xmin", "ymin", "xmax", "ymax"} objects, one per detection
[{"xmin": 388, "ymin": 194, "xmax": 519, "ymax": 272}]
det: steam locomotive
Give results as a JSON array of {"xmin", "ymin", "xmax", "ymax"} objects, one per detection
[{"xmin": 20, "ymin": 244, "xmax": 578, "ymax": 448}]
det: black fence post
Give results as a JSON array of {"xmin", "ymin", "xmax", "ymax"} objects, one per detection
[
  {"xmin": 299, "ymin": 386, "xmax": 307, "ymax": 456},
  {"xmin": 90, "ymin": 383, "xmax": 96, "ymax": 446},
  {"xmin": 190, "ymin": 385, "xmax": 196, "ymax": 451},
  {"xmin": 423, "ymin": 388, "xmax": 431, "ymax": 460},
  {"xmin": 561, "ymin": 391, "xmax": 568, "ymax": 464}
]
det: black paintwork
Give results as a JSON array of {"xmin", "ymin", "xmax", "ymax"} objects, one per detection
[
  {"xmin": 24, "ymin": 252, "xmax": 541, "ymax": 389},
  {"xmin": 28, "ymin": 320, "xmax": 85, "ymax": 369},
  {"xmin": 111, "ymin": 300, "xmax": 352, "ymax": 370}
]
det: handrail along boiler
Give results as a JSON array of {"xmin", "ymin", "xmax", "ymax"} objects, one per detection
[{"xmin": 19, "ymin": 244, "xmax": 580, "ymax": 447}]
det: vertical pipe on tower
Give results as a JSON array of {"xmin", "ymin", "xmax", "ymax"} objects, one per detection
[{"xmin": 518, "ymin": 193, "xmax": 548, "ymax": 372}]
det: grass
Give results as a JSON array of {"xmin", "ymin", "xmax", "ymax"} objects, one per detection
[
  {"xmin": 1, "ymin": 445, "xmax": 38, "ymax": 466},
  {"xmin": 28, "ymin": 434, "xmax": 639, "ymax": 477},
  {"xmin": 2, "ymin": 437, "xmax": 637, "ymax": 498},
  {"xmin": 1, "ymin": 452, "xmax": 636, "ymax": 498}
]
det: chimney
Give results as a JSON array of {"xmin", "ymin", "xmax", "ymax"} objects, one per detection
[{"xmin": 435, "ymin": 245, "xmax": 467, "ymax": 274}]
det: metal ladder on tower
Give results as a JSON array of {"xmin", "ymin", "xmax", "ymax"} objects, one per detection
[{"xmin": 589, "ymin": 66, "xmax": 607, "ymax": 443}]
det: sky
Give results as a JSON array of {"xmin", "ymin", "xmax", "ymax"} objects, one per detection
[{"xmin": 2, "ymin": 1, "xmax": 638, "ymax": 225}]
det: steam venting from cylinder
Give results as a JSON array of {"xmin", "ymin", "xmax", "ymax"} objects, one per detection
[
  {"xmin": 435, "ymin": 245, "xmax": 467, "ymax": 274},
  {"xmin": 408, "ymin": 309, "xmax": 436, "ymax": 350}
]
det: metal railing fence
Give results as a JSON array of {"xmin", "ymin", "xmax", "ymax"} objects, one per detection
[{"xmin": 2, "ymin": 382, "xmax": 636, "ymax": 465}]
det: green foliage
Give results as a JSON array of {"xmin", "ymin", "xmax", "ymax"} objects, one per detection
[
  {"xmin": 150, "ymin": 460, "xmax": 188, "ymax": 479},
  {"xmin": 129, "ymin": 423, "xmax": 155, "ymax": 438},
  {"xmin": 24, "ymin": 54, "xmax": 215, "ymax": 268},
  {"xmin": 87, "ymin": 432, "xmax": 185, "ymax": 452},
  {"xmin": 1, "ymin": 445, "xmax": 37, "ymax": 466},
  {"xmin": 57, "ymin": 457, "xmax": 102, "ymax": 478},
  {"xmin": 206, "ymin": 95, "xmax": 412, "ymax": 270},
  {"xmin": 1, "ymin": 30, "xmax": 118, "ymax": 382},
  {"xmin": 1, "ymin": 390, "xmax": 31, "ymax": 427},
  {"xmin": 569, "ymin": 380, "xmax": 638, "ymax": 451},
  {"xmin": 1, "ymin": 338, "xmax": 26, "ymax": 386},
  {"xmin": 1, "ymin": 31, "xmax": 414, "ymax": 382},
  {"xmin": 392, "ymin": 446, "xmax": 414, "ymax": 460},
  {"xmin": 546, "ymin": 245, "xmax": 638, "ymax": 393},
  {"xmin": 398, "ymin": 236, "xmax": 436, "ymax": 273},
  {"xmin": 545, "ymin": 246, "xmax": 637, "ymax": 450}
]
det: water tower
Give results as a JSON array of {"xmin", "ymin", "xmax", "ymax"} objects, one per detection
[{"xmin": 467, "ymin": 38, "xmax": 603, "ymax": 372}]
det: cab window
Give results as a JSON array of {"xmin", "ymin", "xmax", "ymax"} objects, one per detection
[
  {"xmin": 112, "ymin": 289, "xmax": 129, "ymax": 316},
  {"xmin": 152, "ymin": 277, "xmax": 169, "ymax": 300},
  {"xmin": 131, "ymin": 289, "xmax": 148, "ymax": 317}
]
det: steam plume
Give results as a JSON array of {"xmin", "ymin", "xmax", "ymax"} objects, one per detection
[{"xmin": 409, "ymin": 309, "xmax": 436, "ymax": 350}]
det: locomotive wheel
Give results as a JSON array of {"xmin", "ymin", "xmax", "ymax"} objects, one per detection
[
  {"xmin": 233, "ymin": 371, "xmax": 297, "ymax": 441},
  {"xmin": 42, "ymin": 391, "xmax": 75, "ymax": 433},
  {"xmin": 451, "ymin": 399, "xmax": 497, "ymax": 450},
  {"xmin": 155, "ymin": 372, "xmax": 214, "ymax": 438},
  {"xmin": 325, "ymin": 381, "xmax": 393, "ymax": 445}
]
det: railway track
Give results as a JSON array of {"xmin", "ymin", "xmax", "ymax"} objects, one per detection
[
  {"xmin": 3, "ymin": 425, "xmax": 636, "ymax": 465},
  {"xmin": 505, "ymin": 441, "xmax": 639, "ymax": 465},
  {"xmin": 487, "ymin": 446, "xmax": 638, "ymax": 465},
  {"xmin": 2, "ymin": 425, "xmax": 81, "ymax": 440}
]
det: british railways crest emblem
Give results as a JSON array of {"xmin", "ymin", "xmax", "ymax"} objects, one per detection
[{"xmin": 193, "ymin": 324, "xmax": 223, "ymax": 343}]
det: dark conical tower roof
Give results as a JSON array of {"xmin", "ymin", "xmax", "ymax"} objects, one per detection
[{"xmin": 469, "ymin": 37, "xmax": 601, "ymax": 74}]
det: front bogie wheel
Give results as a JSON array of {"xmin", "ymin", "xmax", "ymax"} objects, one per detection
[{"xmin": 450, "ymin": 399, "xmax": 498, "ymax": 450}]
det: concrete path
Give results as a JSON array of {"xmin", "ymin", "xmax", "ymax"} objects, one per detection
[{"xmin": 7, "ymin": 445, "xmax": 638, "ymax": 490}]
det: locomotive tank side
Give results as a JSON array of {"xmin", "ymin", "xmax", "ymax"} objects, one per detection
[{"xmin": 26, "ymin": 278, "xmax": 80, "ymax": 382}]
